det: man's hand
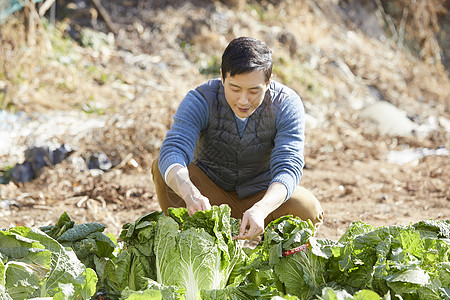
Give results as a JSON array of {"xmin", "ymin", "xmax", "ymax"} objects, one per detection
[
  {"xmin": 166, "ymin": 165, "xmax": 211, "ymax": 215},
  {"xmin": 236, "ymin": 181, "xmax": 288, "ymax": 240},
  {"xmin": 184, "ymin": 190, "xmax": 211, "ymax": 216},
  {"xmin": 237, "ymin": 207, "xmax": 265, "ymax": 240}
]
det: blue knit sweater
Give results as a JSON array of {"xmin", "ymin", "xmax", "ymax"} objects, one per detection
[{"xmin": 158, "ymin": 79, "xmax": 305, "ymax": 200}]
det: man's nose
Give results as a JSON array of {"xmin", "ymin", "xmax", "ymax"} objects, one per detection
[{"xmin": 238, "ymin": 92, "xmax": 249, "ymax": 105}]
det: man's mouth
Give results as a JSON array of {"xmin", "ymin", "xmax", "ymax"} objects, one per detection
[{"xmin": 238, "ymin": 107, "xmax": 249, "ymax": 113}]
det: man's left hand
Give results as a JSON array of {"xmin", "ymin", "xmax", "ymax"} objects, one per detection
[{"xmin": 237, "ymin": 207, "xmax": 265, "ymax": 240}]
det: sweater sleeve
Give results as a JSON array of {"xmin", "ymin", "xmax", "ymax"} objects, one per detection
[
  {"xmin": 270, "ymin": 90, "xmax": 305, "ymax": 200},
  {"xmin": 158, "ymin": 88, "xmax": 209, "ymax": 179}
]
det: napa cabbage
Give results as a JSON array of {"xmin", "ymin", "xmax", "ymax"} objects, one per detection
[
  {"xmin": 326, "ymin": 220, "xmax": 450, "ymax": 299},
  {"xmin": 117, "ymin": 204, "xmax": 246, "ymax": 300},
  {"xmin": 0, "ymin": 226, "xmax": 97, "ymax": 299},
  {"xmin": 40, "ymin": 211, "xmax": 117, "ymax": 294},
  {"xmin": 245, "ymin": 215, "xmax": 332, "ymax": 299}
]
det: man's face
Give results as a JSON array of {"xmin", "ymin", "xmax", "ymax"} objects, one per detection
[{"xmin": 221, "ymin": 70, "xmax": 271, "ymax": 118}]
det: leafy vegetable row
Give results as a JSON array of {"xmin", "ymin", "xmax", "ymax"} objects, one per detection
[{"xmin": 1, "ymin": 205, "xmax": 449, "ymax": 299}]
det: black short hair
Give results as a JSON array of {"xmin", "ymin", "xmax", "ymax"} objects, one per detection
[{"xmin": 221, "ymin": 37, "xmax": 272, "ymax": 83}]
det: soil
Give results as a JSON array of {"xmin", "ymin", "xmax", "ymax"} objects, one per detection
[{"xmin": 0, "ymin": 0, "xmax": 449, "ymax": 242}]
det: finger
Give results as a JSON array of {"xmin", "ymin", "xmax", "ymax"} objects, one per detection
[
  {"xmin": 188, "ymin": 205, "xmax": 199, "ymax": 216},
  {"xmin": 252, "ymin": 228, "xmax": 263, "ymax": 240},
  {"xmin": 240, "ymin": 229, "xmax": 255, "ymax": 240},
  {"xmin": 242, "ymin": 226, "xmax": 262, "ymax": 240},
  {"xmin": 238, "ymin": 226, "xmax": 256, "ymax": 240},
  {"xmin": 203, "ymin": 199, "xmax": 211, "ymax": 211},
  {"xmin": 239, "ymin": 216, "xmax": 249, "ymax": 237}
]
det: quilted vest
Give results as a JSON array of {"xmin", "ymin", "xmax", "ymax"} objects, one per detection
[{"xmin": 193, "ymin": 79, "xmax": 282, "ymax": 199}]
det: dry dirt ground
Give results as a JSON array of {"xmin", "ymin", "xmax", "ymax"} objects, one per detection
[{"xmin": 0, "ymin": 0, "xmax": 449, "ymax": 242}]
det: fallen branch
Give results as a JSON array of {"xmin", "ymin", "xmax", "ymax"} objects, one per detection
[
  {"xmin": 19, "ymin": 0, "xmax": 52, "ymax": 49},
  {"xmin": 22, "ymin": 0, "xmax": 37, "ymax": 46},
  {"xmin": 38, "ymin": 0, "xmax": 56, "ymax": 17},
  {"xmin": 88, "ymin": 0, "xmax": 118, "ymax": 35}
]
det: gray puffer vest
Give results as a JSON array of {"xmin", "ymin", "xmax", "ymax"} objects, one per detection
[{"xmin": 193, "ymin": 79, "xmax": 282, "ymax": 199}]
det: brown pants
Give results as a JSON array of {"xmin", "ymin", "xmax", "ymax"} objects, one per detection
[{"xmin": 151, "ymin": 158, "xmax": 324, "ymax": 229}]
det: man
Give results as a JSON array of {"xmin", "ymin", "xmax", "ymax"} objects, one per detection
[{"xmin": 152, "ymin": 37, "xmax": 323, "ymax": 240}]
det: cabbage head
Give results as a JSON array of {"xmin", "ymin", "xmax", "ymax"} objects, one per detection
[{"xmin": 118, "ymin": 205, "xmax": 246, "ymax": 300}]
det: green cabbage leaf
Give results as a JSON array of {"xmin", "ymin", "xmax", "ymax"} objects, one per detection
[
  {"xmin": 0, "ymin": 226, "xmax": 97, "ymax": 299},
  {"xmin": 117, "ymin": 205, "xmax": 247, "ymax": 300}
]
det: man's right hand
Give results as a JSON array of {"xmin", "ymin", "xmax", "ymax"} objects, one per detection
[
  {"xmin": 166, "ymin": 165, "xmax": 211, "ymax": 215},
  {"xmin": 184, "ymin": 190, "xmax": 211, "ymax": 216}
]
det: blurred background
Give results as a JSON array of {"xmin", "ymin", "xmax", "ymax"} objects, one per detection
[{"xmin": 0, "ymin": 0, "xmax": 449, "ymax": 240}]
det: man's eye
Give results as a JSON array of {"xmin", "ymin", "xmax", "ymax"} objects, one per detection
[{"xmin": 231, "ymin": 89, "xmax": 240, "ymax": 93}]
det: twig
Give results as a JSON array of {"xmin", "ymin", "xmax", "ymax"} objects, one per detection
[
  {"xmin": 17, "ymin": 193, "xmax": 33, "ymax": 201},
  {"xmin": 96, "ymin": 196, "xmax": 107, "ymax": 209},
  {"xmin": 21, "ymin": 0, "xmax": 37, "ymax": 46},
  {"xmin": 306, "ymin": 0, "xmax": 325, "ymax": 19},
  {"xmin": 33, "ymin": 205, "xmax": 53, "ymax": 210},
  {"xmin": 18, "ymin": 0, "xmax": 52, "ymax": 49},
  {"xmin": 88, "ymin": 0, "xmax": 118, "ymax": 35},
  {"xmin": 113, "ymin": 153, "xmax": 134, "ymax": 169},
  {"xmin": 38, "ymin": 0, "xmax": 56, "ymax": 17},
  {"xmin": 375, "ymin": 0, "xmax": 399, "ymax": 42},
  {"xmin": 397, "ymin": 7, "xmax": 409, "ymax": 49},
  {"xmin": 76, "ymin": 196, "xmax": 89, "ymax": 207}
]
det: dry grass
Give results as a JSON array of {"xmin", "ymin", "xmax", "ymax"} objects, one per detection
[{"xmin": 1, "ymin": 15, "xmax": 121, "ymax": 114}]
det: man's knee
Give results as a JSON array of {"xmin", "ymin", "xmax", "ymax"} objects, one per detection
[
  {"xmin": 283, "ymin": 186, "xmax": 324, "ymax": 230},
  {"xmin": 151, "ymin": 157, "xmax": 160, "ymax": 179}
]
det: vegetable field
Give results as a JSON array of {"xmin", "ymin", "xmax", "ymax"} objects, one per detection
[
  {"xmin": 1, "ymin": 1, "xmax": 449, "ymax": 299},
  {"xmin": 1, "ymin": 205, "xmax": 449, "ymax": 300}
]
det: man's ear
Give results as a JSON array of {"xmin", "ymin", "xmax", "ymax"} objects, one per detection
[
  {"xmin": 220, "ymin": 68, "xmax": 224, "ymax": 84},
  {"xmin": 266, "ymin": 74, "xmax": 273, "ymax": 89}
]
